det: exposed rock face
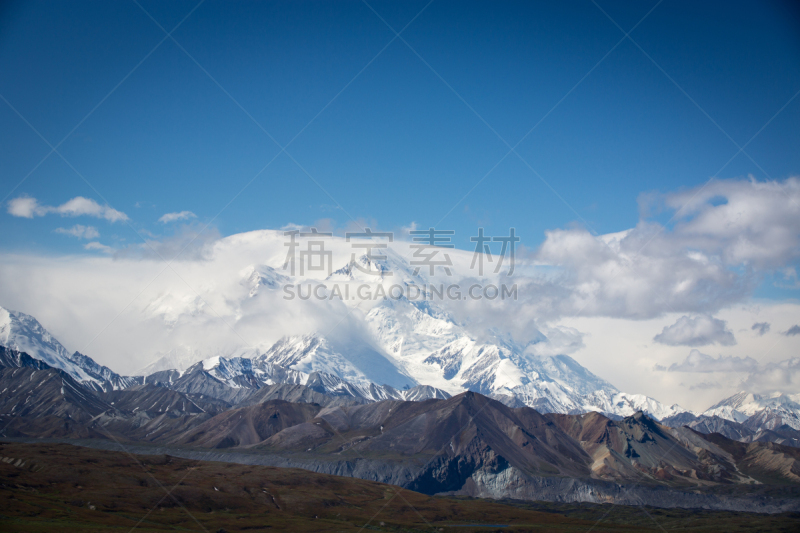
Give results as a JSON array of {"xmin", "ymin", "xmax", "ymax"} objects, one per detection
[
  {"xmin": 0, "ymin": 346, "xmax": 51, "ymax": 371},
  {"xmin": 0, "ymin": 366, "xmax": 111, "ymax": 439},
  {"xmin": 453, "ymin": 466, "xmax": 798, "ymax": 513}
]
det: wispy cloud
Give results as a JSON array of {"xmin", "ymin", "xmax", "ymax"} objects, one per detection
[
  {"xmin": 158, "ymin": 211, "xmax": 196, "ymax": 223},
  {"xmin": 659, "ymin": 349, "xmax": 758, "ymax": 373},
  {"xmin": 84, "ymin": 241, "xmax": 114, "ymax": 254},
  {"xmin": 55, "ymin": 225, "xmax": 100, "ymax": 240},
  {"xmin": 751, "ymin": 322, "xmax": 770, "ymax": 336},
  {"xmin": 114, "ymin": 222, "xmax": 220, "ymax": 261},
  {"xmin": 8, "ymin": 196, "xmax": 128, "ymax": 222},
  {"xmin": 687, "ymin": 380, "xmax": 722, "ymax": 391}
]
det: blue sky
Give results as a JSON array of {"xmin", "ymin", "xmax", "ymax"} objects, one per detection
[{"xmin": 1, "ymin": 0, "xmax": 799, "ymax": 294}]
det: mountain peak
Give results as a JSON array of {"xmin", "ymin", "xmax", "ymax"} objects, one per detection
[
  {"xmin": 0, "ymin": 306, "xmax": 83, "ymax": 381},
  {"xmin": 241, "ymin": 265, "xmax": 290, "ymax": 297},
  {"xmin": 0, "ymin": 305, "xmax": 137, "ymax": 391}
]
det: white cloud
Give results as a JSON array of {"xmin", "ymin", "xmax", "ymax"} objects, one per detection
[
  {"xmin": 55, "ymin": 225, "xmax": 100, "ymax": 240},
  {"xmin": 7, "ymin": 196, "xmax": 41, "ymax": 218},
  {"xmin": 662, "ymin": 349, "xmax": 758, "ymax": 373},
  {"xmin": 7, "ymin": 196, "xmax": 128, "ymax": 222},
  {"xmin": 662, "ymin": 176, "xmax": 800, "ymax": 269},
  {"xmin": 532, "ymin": 177, "xmax": 799, "ymax": 319},
  {"xmin": 0, "ymin": 230, "xmax": 376, "ymax": 374},
  {"xmin": 532, "ymin": 223, "xmax": 748, "ymax": 319},
  {"xmin": 83, "ymin": 242, "xmax": 114, "ymax": 254},
  {"xmin": 653, "ymin": 315, "xmax": 736, "ymax": 346},
  {"xmin": 54, "ymin": 197, "xmax": 128, "ymax": 222},
  {"xmin": 158, "ymin": 211, "xmax": 197, "ymax": 224},
  {"xmin": 0, "ymin": 177, "xmax": 798, "ymax": 405},
  {"xmin": 558, "ymin": 304, "xmax": 800, "ymax": 411}
]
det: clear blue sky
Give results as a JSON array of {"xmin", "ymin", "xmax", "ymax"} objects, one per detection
[{"xmin": 1, "ymin": 0, "xmax": 799, "ymax": 294}]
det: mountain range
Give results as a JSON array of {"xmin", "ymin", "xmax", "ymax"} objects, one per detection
[
  {"xmin": 1, "ymin": 300, "xmax": 799, "ymax": 511},
  {"xmin": 1, "ymin": 340, "xmax": 799, "ymax": 512},
  {"xmin": 3, "ymin": 303, "xmax": 800, "ymax": 449}
]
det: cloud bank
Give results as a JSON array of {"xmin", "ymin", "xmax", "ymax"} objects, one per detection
[{"xmin": 1, "ymin": 177, "xmax": 798, "ymax": 404}]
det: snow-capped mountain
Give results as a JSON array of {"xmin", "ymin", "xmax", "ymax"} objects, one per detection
[
  {"xmin": 359, "ymin": 290, "xmax": 693, "ymax": 420},
  {"xmin": 0, "ymin": 227, "xmax": 699, "ymax": 421},
  {"xmin": 241, "ymin": 264, "xmax": 291, "ymax": 297},
  {"xmin": 7, "ymin": 298, "xmax": 800, "ymax": 437},
  {"xmin": 325, "ymin": 248, "xmax": 425, "ymax": 285},
  {"xmin": 126, "ymin": 228, "xmax": 701, "ymax": 420},
  {"xmin": 0, "ymin": 303, "xmax": 449, "ymax": 406},
  {"xmin": 258, "ymin": 335, "xmax": 372, "ymax": 385},
  {"xmin": 702, "ymin": 391, "xmax": 800, "ymax": 431},
  {"xmin": 0, "ymin": 306, "xmax": 136, "ymax": 391},
  {"xmin": 171, "ymin": 352, "xmax": 450, "ymax": 403},
  {"xmin": 653, "ymin": 391, "xmax": 800, "ymax": 448}
]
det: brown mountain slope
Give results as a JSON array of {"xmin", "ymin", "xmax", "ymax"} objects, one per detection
[
  {"xmin": 546, "ymin": 411, "xmax": 754, "ymax": 485},
  {"xmin": 699, "ymin": 431, "xmax": 800, "ymax": 484},
  {"xmin": 251, "ymin": 392, "xmax": 594, "ymax": 493},
  {"xmin": 170, "ymin": 400, "xmax": 322, "ymax": 448},
  {"xmin": 2, "ymin": 358, "xmax": 799, "ymax": 511}
]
